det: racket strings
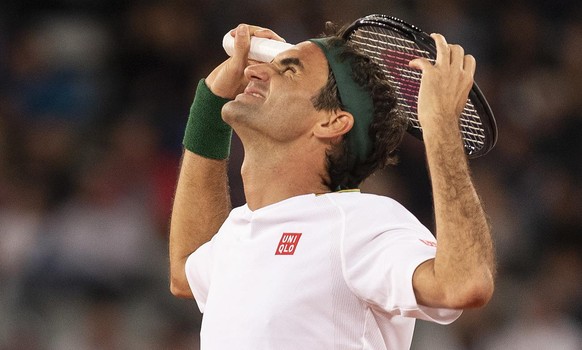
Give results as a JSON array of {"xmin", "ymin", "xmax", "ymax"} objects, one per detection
[{"xmin": 349, "ymin": 27, "xmax": 486, "ymax": 151}]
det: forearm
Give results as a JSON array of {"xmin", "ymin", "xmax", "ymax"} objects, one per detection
[
  {"xmin": 168, "ymin": 74, "xmax": 234, "ymax": 298},
  {"xmin": 409, "ymin": 35, "xmax": 495, "ymax": 309},
  {"xmin": 422, "ymin": 126, "xmax": 495, "ymax": 307},
  {"xmin": 169, "ymin": 150, "xmax": 231, "ymax": 298}
]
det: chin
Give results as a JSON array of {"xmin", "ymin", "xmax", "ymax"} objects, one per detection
[
  {"xmin": 221, "ymin": 100, "xmax": 242, "ymax": 124},
  {"xmin": 222, "ymin": 101, "xmax": 258, "ymax": 129}
]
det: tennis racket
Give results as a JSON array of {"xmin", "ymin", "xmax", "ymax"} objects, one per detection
[
  {"xmin": 343, "ymin": 14, "xmax": 497, "ymax": 158},
  {"xmin": 222, "ymin": 15, "xmax": 498, "ymax": 158}
]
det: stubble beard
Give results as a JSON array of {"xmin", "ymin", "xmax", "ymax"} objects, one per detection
[{"xmin": 222, "ymin": 99, "xmax": 265, "ymax": 138}]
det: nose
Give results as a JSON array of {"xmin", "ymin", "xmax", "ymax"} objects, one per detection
[{"xmin": 244, "ymin": 63, "xmax": 272, "ymax": 82}]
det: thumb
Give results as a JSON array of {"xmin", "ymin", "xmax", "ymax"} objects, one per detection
[{"xmin": 231, "ymin": 24, "xmax": 250, "ymax": 67}]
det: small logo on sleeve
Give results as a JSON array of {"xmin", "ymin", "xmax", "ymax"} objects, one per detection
[
  {"xmin": 275, "ymin": 233, "xmax": 302, "ymax": 255},
  {"xmin": 419, "ymin": 239, "xmax": 437, "ymax": 247}
]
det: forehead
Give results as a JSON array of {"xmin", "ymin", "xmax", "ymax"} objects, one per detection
[{"xmin": 275, "ymin": 41, "xmax": 329, "ymax": 79}]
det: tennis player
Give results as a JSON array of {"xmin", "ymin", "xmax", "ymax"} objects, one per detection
[{"xmin": 169, "ymin": 23, "xmax": 495, "ymax": 349}]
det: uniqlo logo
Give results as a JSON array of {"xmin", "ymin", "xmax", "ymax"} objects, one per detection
[{"xmin": 275, "ymin": 233, "xmax": 302, "ymax": 255}]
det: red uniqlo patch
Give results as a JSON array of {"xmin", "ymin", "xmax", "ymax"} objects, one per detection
[{"xmin": 275, "ymin": 233, "xmax": 302, "ymax": 255}]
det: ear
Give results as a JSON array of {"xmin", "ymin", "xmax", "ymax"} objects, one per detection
[{"xmin": 313, "ymin": 109, "xmax": 354, "ymax": 140}]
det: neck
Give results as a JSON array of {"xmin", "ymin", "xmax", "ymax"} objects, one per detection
[{"xmin": 241, "ymin": 144, "xmax": 330, "ymax": 211}]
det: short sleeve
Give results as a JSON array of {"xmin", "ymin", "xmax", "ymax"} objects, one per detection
[
  {"xmin": 339, "ymin": 197, "xmax": 462, "ymax": 324},
  {"xmin": 185, "ymin": 241, "xmax": 213, "ymax": 313}
]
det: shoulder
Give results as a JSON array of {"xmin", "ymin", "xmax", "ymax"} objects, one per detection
[
  {"xmin": 323, "ymin": 191, "xmax": 417, "ymax": 223},
  {"xmin": 322, "ymin": 191, "xmax": 434, "ymax": 243}
]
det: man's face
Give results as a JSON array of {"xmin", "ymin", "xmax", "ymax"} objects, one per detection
[{"xmin": 222, "ymin": 41, "xmax": 330, "ymax": 143}]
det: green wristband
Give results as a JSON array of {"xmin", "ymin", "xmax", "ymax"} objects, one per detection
[{"xmin": 183, "ymin": 79, "xmax": 233, "ymax": 159}]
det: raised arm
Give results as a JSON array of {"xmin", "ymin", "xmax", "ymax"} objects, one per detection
[
  {"xmin": 169, "ymin": 24, "xmax": 285, "ymax": 298},
  {"xmin": 409, "ymin": 34, "xmax": 495, "ymax": 309},
  {"xmin": 169, "ymin": 152, "xmax": 231, "ymax": 298}
]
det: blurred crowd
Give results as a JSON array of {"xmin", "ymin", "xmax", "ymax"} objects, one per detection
[{"xmin": 0, "ymin": 0, "xmax": 581, "ymax": 349}]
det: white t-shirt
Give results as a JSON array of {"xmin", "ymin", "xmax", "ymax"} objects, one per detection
[{"xmin": 185, "ymin": 191, "xmax": 461, "ymax": 349}]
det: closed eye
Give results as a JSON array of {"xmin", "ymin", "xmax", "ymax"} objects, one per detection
[
  {"xmin": 276, "ymin": 57, "xmax": 303, "ymax": 75},
  {"xmin": 282, "ymin": 66, "xmax": 297, "ymax": 74}
]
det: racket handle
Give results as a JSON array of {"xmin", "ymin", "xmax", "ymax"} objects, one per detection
[{"xmin": 222, "ymin": 32, "xmax": 294, "ymax": 63}]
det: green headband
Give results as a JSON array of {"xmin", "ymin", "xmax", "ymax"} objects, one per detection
[{"xmin": 309, "ymin": 37, "xmax": 374, "ymax": 171}]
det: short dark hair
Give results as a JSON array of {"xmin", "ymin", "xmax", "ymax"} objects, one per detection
[{"xmin": 311, "ymin": 25, "xmax": 408, "ymax": 190}]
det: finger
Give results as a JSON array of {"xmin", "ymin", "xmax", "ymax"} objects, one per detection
[
  {"xmin": 252, "ymin": 28, "xmax": 285, "ymax": 42},
  {"xmin": 449, "ymin": 44, "xmax": 464, "ymax": 67},
  {"xmin": 231, "ymin": 24, "xmax": 250, "ymax": 67},
  {"xmin": 230, "ymin": 25, "xmax": 265, "ymax": 36},
  {"xmin": 431, "ymin": 33, "xmax": 450, "ymax": 66},
  {"xmin": 409, "ymin": 57, "xmax": 433, "ymax": 71},
  {"xmin": 230, "ymin": 25, "xmax": 286, "ymax": 42},
  {"xmin": 463, "ymin": 54, "xmax": 476, "ymax": 76}
]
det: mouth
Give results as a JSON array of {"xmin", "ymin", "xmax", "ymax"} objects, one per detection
[{"xmin": 243, "ymin": 86, "xmax": 266, "ymax": 99}]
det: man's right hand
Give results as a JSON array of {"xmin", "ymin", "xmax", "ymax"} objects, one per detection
[{"xmin": 206, "ymin": 24, "xmax": 285, "ymax": 99}]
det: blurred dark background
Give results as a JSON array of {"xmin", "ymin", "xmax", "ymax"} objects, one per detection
[{"xmin": 0, "ymin": 0, "xmax": 581, "ymax": 349}]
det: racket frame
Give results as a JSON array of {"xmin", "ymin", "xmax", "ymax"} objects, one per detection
[{"xmin": 343, "ymin": 14, "xmax": 498, "ymax": 158}]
